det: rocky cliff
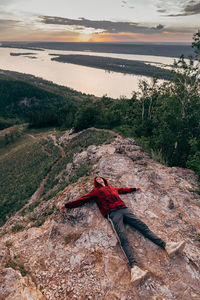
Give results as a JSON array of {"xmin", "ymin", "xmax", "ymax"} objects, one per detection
[{"xmin": 0, "ymin": 132, "xmax": 200, "ymax": 299}]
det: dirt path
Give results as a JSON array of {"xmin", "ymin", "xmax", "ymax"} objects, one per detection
[
  {"xmin": 0, "ymin": 126, "xmax": 17, "ymax": 137},
  {"xmin": 26, "ymin": 133, "xmax": 36, "ymax": 139},
  {"xmin": 49, "ymin": 134, "xmax": 66, "ymax": 158},
  {"xmin": 29, "ymin": 172, "xmax": 49, "ymax": 203}
]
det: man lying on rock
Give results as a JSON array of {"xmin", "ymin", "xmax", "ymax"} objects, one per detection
[{"xmin": 60, "ymin": 176, "xmax": 185, "ymax": 286}]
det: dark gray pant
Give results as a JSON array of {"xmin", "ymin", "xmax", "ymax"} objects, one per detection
[{"xmin": 107, "ymin": 208, "xmax": 166, "ymax": 267}]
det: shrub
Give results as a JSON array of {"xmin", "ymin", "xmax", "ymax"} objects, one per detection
[
  {"xmin": 5, "ymin": 258, "xmax": 28, "ymax": 277},
  {"xmin": 31, "ymin": 217, "xmax": 45, "ymax": 228},
  {"xmin": 11, "ymin": 224, "xmax": 25, "ymax": 232},
  {"xmin": 28, "ymin": 201, "xmax": 41, "ymax": 212},
  {"xmin": 5, "ymin": 241, "xmax": 13, "ymax": 248}
]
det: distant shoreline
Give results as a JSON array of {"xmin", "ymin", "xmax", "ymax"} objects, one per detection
[
  {"xmin": 0, "ymin": 41, "xmax": 194, "ymax": 58},
  {"xmin": 0, "ymin": 45, "xmax": 44, "ymax": 51}
]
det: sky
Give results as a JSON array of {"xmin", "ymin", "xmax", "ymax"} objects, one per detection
[{"xmin": 0, "ymin": 0, "xmax": 199, "ymax": 43}]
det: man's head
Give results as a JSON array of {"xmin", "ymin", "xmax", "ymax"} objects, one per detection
[{"xmin": 95, "ymin": 176, "xmax": 105, "ymax": 186}]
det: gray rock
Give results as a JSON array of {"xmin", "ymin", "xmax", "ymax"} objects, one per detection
[{"xmin": 1, "ymin": 135, "xmax": 200, "ymax": 300}]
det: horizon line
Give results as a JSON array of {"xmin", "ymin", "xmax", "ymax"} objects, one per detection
[{"xmin": 0, "ymin": 41, "xmax": 192, "ymax": 45}]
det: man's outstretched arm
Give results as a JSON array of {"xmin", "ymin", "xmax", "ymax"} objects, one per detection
[
  {"xmin": 60, "ymin": 189, "xmax": 96, "ymax": 211},
  {"xmin": 117, "ymin": 187, "xmax": 141, "ymax": 194}
]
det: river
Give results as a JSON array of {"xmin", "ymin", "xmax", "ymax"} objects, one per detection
[{"xmin": 0, "ymin": 47, "xmax": 176, "ymax": 98}]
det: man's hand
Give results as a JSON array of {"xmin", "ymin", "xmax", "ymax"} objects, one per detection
[
  {"xmin": 136, "ymin": 188, "xmax": 141, "ymax": 192},
  {"xmin": 60, "ymin": 204, "xmax": 66, "ymax": 212}
]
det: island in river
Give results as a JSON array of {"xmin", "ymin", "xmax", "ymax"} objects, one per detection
[
  {"xmin": 10, "ymin": 52, "xmax": 36, "ymax": 56},
  {"xmin": 50, "ymin": 54, "xmax": 172, "ymax": 80}
]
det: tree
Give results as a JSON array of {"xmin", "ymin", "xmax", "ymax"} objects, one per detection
[
  {"xmin": 73, "ymin": 102, "xmax": 99, "ymax": 131},
  {"xmin": 192, "ymin": 29, "xmax": 200, "ymax": 85}
]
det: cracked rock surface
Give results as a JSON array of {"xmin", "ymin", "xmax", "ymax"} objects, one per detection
[{"xmin": 0, "ymin": 136, "xmax": 200, "ymax": 299}]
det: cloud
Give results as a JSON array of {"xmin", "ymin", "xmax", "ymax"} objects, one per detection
[
  {"xmin": 121, "ymin": 0, "xmax": 134, "ymax": 9},
  {"xmin": 0, "ymin": 23, "xmax": 80, "ymax": 42},
  {"xmin": 157, "ymin": 9, "xmax": 167, "ymax": 13},
  {"xmin": 180, "ymin": 1, "xmax": 200, "ymax": 15},
  {"xmin": 167, "ymin": 1, "xmax": 200, "ymax": 16},
  {"xmin": 40, "ymin": 16, "xmax": 165, "ymax": 34},
  {"xmin": 89, "ymin": 30, "xmax": 194, "ymax": 43},
  {"xmin": 152, "ymin": 24, "xmax": 164, "ymax": 30},
  {"xmin": 0, "ymin": 18, "xmax": 20, "ymax": 29},
  {"xmin": 0, "ymin": 19, "xmax": 19, "ymax": 24},
  {"xmin": 0, "ymin": 0, "xmax": 18, "ymax": 4}
]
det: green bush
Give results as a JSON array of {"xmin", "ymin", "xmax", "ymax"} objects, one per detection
[
  {"xmin": 186, "ymin": 138, "xmax": 200, "ymax": 177},
  {"xmin": 5, "ymin": 257, "xmax": 28, "ymax": 277},
  {"xmin": 28, "ymin": 201, "xmax": 41, "ymax": 212},
  {"xmin": 31, "ymin": 217, "xmax": 45, "ymax": 228},
  {"xmin": 11, "ymin": 224, "xmax": 25, "ymax": 232}
]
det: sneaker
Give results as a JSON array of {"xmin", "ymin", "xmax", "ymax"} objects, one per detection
[
  {"xmin": 165, "ymin": 241, "xmax": 186, "ymax": 257},
  {"xmin": 130, "ymin": 266, "xmax": 148, "ymax": 286}
]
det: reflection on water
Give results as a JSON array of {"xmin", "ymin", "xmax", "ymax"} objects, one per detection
[{"xmin": 0, "ymin": 47, "xmax": 173, "ymax": 98}]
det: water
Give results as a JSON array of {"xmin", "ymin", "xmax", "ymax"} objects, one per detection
[{"xmin": 0, "ymin": 47, "xmax": 175, "ymax": 98}]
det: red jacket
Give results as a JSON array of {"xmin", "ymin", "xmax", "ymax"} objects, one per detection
[{"xmin": 65, "ymin": 177, "xmax": 137, "ymax": 217}]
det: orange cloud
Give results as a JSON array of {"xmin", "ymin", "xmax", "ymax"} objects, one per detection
[
  {"xmin": 0, "ymin": 27, "xmax": 81, "ymax": 42},
  {"xmin": 0, "ymin": 17, "xmax": 195, "ymax": 43}
]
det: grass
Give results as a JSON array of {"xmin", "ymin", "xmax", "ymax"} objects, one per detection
[
  {"xmin": 26, "ymin": 203, "xmax": 55, "ymax": 224},
  {"xmin": 28, "ymin": 201, "xmax": 41, "ymax": 212},
  {"xmin": 64, "ymin": 129, "xmax": 116, "ymax": 152},
  {"xmin": 3, "ymin": 242, "xmax": 37, "ymax": 282},
  {"xmin": 68, "ymin": 162, "xmax": 92, "ymax": 183},
  {"xmin": 43, "ymin": 205, "xmax": 55, "ymax": 216},
  {"xmin": 0, "ymin": 124, "xmax": 27, "ymax": 154},
  {"xmin": 43, "ymin": 161, "xmax": 92, "ymax": 202},
  {"xmin": 5, "ymin": 257, "xmax": 29, "ymax": 277},
  {"xmin": 0, "ymin": 127, "xmax": 116, "ymax": 226},
  {"xmin": 150, "ymin": 149, "xmax": 168, "ymax": 166},
  {"xmin": 20, "ymin": 208, "xmax": 26, "ymax": 216},
  {"xmin": 0, "ymin": 127, "xmax": 60, "ymax": 226},
  {"xmin": 11, "ymin": 224, "xmax": 25, "ymax": 232},
  {"xmin": 31, "ymin": 217, "xmax": 45, "ymax": 228},
  {"xmin": 28, "ymin": 213, "xmax": 37, "ymax": 221},
  {"xmin": 42, "ymin": 129, "xmax": 116, "ymax": 200}
]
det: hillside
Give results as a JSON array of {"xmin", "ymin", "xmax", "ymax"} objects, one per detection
[
  {"xmin": 0, "ymin": 126, "xmax": 116, "ymax": 226},
  {"xmin": 0, "ymin": 69, "xmax": 97, "ymax": 129},
  {"xmin": 0, "ymin": 128, "xmax": 200, "ymax": 299}
]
